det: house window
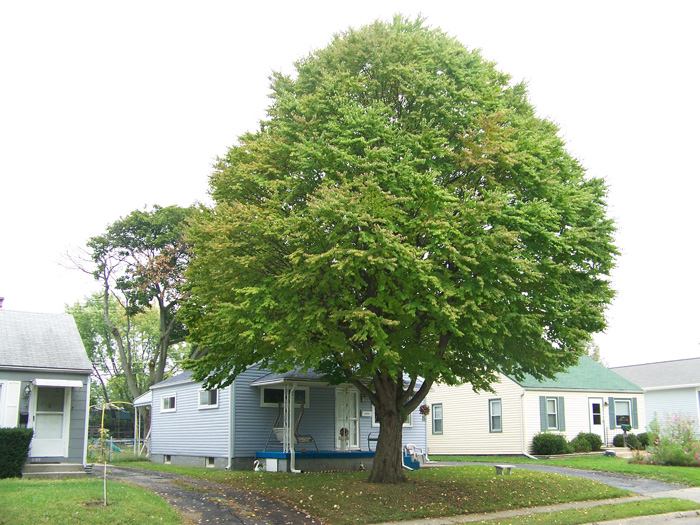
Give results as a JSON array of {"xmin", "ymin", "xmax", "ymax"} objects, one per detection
[
  {"xmin": 164, "ymin": 455, "xmax": 171, "ymax": 464},
  {"xmin": 371, "ymin": 405, "xmax": 413, "ymax": 427},
  {"xmin": 199, "ymin": 389, "xmax": 218, "ymax": 409},
  {"xmin": 608, "ymin": 397, "xmax": 637, "ymax": 429},
  {"xmin": 260, "ymin": 387, "xmax": 308, "ymax": 408},
  {"xmin": 206, "ymin": 457, "xmax": 215, "ymax": 468},
  {"xmin": 539, "ymin": 396, "xmax": 565, "ymax": 431},
  {"xmin": 432, "ymin": 403, "xmax": 443, "ymax": 434},
  {"xmin": 614, "ymin": 400, "xmax": 631, "ymax": 426},
  {"xmin": 489, "ymin": 399, "xmax": 502, "ymax": 432},
  {"xmin": 161, "ymin": 395, "xmax": 176, "ymax": 412},
  {"xmin": 546, "ymin": 398, "xmax": 558, "ymax": 429}
]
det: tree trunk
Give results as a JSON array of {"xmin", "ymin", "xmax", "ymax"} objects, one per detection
[{"xmin": 367, "ymin": 398, "xmax": 408, "ymax": 484}]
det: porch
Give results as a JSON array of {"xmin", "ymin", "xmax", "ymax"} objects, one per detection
[{"xmin": 256, "ymin": 450, "xmax": 375, "ymax": 472}]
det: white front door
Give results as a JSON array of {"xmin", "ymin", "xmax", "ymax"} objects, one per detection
[
  {"xmin": 335, "ymin": 388, "xmax": 359, "ymax": 450},
  {"xmin": 30, "ymin": 387, "xmax": 71, "ymax": 457},
  {"xmin": 589, "ymin": 397, "xmax": 605, "ymax": 444}
]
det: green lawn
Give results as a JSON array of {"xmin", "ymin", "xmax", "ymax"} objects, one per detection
[
  {"xmin": 111, "ymin": 462, "xmax": 633, "ymax": 524},
  {"xmin": 432, "ymin": 454, "xmax": 700, "ymax": 487},
  {"xmin": 3, "ymin": 455, "xmax": 697, "ymax": 525},
  {"xmin": 0, "ymin": 478, "xmax": 183, "ymax": 525}
]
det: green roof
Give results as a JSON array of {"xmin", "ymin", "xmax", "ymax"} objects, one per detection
[{"xmin": 511, "ymin": 356, "xmax": 642, "ymax": 392}]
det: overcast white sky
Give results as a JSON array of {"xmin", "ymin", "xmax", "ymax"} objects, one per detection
[{"xmin": 1, "ymin": 1, "xmax": 698, "ymax": 367}]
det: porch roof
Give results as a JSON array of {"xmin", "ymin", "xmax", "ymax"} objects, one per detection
[{"xmin": 250, "ymin": 369, "xmax": 328, "ymax": 387}]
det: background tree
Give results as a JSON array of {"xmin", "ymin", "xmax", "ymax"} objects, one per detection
[
  {"xmin": 78, "ymin": 205, "xmax": 192, "ymax": 432},
  {"xmin": 68, "ymin": 294, "xmax": 188, "ymax": 406},
  {"xmin": 184, "ymin": 17, "xmax": 617, "ymax": 483},
  {"xmin": 586, "ymin": 341, "xmax": 609, "ymax": 367}
]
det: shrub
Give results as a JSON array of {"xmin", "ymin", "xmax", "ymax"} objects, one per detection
[
  {"xmin": 648, "ymin": 413, "xmax": 700, "ymax": 466},
  {"xmin": 574, "ymin": 432, "xmax": 603, "ymax": 452},
  {"xmin": 570, "ymin": 434, "xmax": 592, "ymax": 453},
  {"xmin": 532, "ymin": 432, "xmax": 571, "ymax": 455},
  {"xmin": 627, "ymin": 433, "xmax": 640, "ymax": 449},
  {"xmin": 613, "ymin": 432, "xmax": 639, "ymax": 449},
  {"xmin": 0, "ymin": 428, "xmax": 33, "ymax": 479},
  {"xmin": 637, "ymin": 432, "xmax": 658, "ymax": 450}
]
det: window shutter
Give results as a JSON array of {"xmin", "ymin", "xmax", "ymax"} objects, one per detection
[
  {"xmin": 609, "ymin": 397, "xmax": 616, "ymax": 429},
  {"xmin": 631, "ymin": 398, "xmax": 639, "ymax": 428},
  {"xmin": 1, "ymin": 381, "xmax": 21, "ymax": 428},
  {"xmin": 558, "ymin": 397, "xmax": 566, "ymax": 431},
  {"xmin": 539, "ymin": 396, "xmax": 547, "ymax": 431}
]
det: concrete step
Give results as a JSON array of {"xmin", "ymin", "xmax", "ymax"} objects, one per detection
[
  {"xmin": 22, "ymin": 463, "xmax": 88, "ymax": 479},
  {"xmin": 602, "ymin": 446, "xmax": 638, "ymax": 458}
]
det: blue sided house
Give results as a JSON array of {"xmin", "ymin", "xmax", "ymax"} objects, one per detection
[{"xmin": 137, "ymin": 365, "xmax": 428, "ymax": 472}]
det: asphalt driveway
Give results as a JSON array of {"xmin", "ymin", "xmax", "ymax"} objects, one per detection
[{"xmin": 98, "ymin": 464, "xmax": 320, "ymax": 524}]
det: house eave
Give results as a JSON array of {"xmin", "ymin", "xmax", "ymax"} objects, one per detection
[
  {"xmin": 250, "ymin": 377, "xmax": 344, "ymax": 388},
  {"xmin": 521, "ymin": 386, "xmax": 643, "ymax": 394},
  {"xmin": 0, "ymin": 364, "xmax": 92, "ymax": 375},
  {"xmin": 644, "ymin": 384, "xmax": 700, "ymax": 392}
]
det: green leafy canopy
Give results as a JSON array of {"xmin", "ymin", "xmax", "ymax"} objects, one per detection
[{"xmin": 184, "ymin": 16, "xmax": 617, "ymax": 395}]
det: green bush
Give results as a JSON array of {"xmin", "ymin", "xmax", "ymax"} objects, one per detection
[
  {"xmin": 612, "ymin": 433, "xmax": 624, "ymax": 447},
  {"xmin": 0, "ymin": 428, "xmax": 33, "ymax": 479},
  {"xmin": 573, "ymin": 432, "xmax": 603, "ymax": 452},
  {"xmin": 637, "ymin": 432, "xmax": 658, "ymax": 450},
  {"xmin": 570, "ymin": 434, "xmax": 592, "ymax": 453},
  {"xmin": 532, "ymin": 432, "xmax": 571, "ymax": 455},
  {"xmin": 613, "ymin": 432, "xmax": 639, "ymax": 449}
]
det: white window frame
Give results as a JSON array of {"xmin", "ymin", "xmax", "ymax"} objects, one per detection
[
  {"xmin": 489, "ymin": 398, "xmax": 502, "ymax": 433},
  {"xmin": 614, "ymin": 399, "xmax": 631, "ymax": 427},
  {"xmin": 546, "ymin": 397, "xmax": 558, "ymax": 430},
  {"xmin": 432, "ymin": 403, "xmax": 443, "ymax": 435},
  {"xmin": 161, "ymin": 394, "xmax": 176, "ymax": 413},
  {"xmin": 371, "ymin": 405, "xmax": 413, "ymax": 428},
  {"xmin": 198, "ymin": 389, "xmax": 218, "ymax": 409},
  {"xmin": 260, "ymin": 386, "xmax": 309, "ymax": 408}
]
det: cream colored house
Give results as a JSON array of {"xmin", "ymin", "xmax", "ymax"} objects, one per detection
[{"xmin": 427, "ymin": 356, "xmax": 645, "ymax": 456}]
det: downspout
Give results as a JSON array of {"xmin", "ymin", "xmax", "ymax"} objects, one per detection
[
  {"xmin": 520, "ymin": 388, "xmax": 537, "ymax": 460},
  {"xmin": 82, "ymin": 380, "xmax": 91, "ymax": 467},
  {"xmin": 289, "ymin": 382, "xmax": 301, "ymax": 473},
  {"xmin": 226, "ymin": 381, "xmax": 235, "ymax": 470}
]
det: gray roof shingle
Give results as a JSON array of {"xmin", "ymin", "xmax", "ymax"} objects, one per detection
[
  {"xmin": 0, "ymin": 310, "xmax": 92, "ymax": 373},
  {"xmin": 611, "ymin": 358, "xmax": 700, "ymax": 389}
]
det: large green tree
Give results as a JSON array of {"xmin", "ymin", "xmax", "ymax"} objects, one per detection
[{"xmin": 184, "ymin": 17, "xmax": 617, "ymax": 483}]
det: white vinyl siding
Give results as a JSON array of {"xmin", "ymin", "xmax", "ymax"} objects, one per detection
[
  {"xmin": 643, "ymin": 388, "xmax": 700, "ymax": 432},
  {"xmin": 524, "ymin": 391, "xmax": 645, "ymax": 452},
  {"xmin": 427, "ymin": 375, "xmax": 523, "ymax": 455}
]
